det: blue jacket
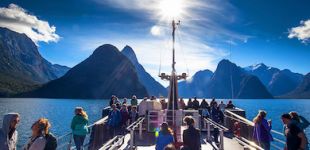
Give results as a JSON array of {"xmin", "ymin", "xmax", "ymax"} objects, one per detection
[
  {"xmin": 108, "ymin": 110, "xmax": 121, "ymax": 127},
  {"xmin": 155, "ymin": 132, "xmax": 174, "ymax": 150}
]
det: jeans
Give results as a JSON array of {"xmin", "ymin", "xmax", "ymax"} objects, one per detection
[
  {"xmin": 73, "ymin": 135, "xmax": 86, "ymax": 150},
  {"xmin": 213, "ymin": 128, "xmax": 219, "ymax": 143}
]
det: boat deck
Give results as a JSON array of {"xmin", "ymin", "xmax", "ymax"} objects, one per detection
[{"xmin": 118, "ymin": 126, "xmax": 244, "ymax": 150}]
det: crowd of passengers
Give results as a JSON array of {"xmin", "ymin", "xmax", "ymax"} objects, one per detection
[{"xmin": 0, "ymin": 95, "xmax": 309, "ymax": 150}]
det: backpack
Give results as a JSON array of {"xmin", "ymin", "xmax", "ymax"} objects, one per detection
[{"xmin": 44, "ymin": 133, "xmax": 57, "ymax": 150}]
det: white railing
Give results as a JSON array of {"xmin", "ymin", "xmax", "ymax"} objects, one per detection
[
  {"xmin": 204, "ymin": 118, "xmax": 228, "ymax": 150},
  {"xmin": 126, "ymin": 117, "xmax": 145, "ymax": 149},
  {"xmin": 99, "ymin": 135, "xmax": 125, "ymax": 150}
]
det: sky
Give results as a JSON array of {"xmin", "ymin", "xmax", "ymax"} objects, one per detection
[{"xmin": 0, "ymin": 0, "xmax": 310, "ymax": 86}]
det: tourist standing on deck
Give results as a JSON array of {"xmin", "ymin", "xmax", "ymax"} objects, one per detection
[
  {"xmin": 289, "ymin": 111, "xmax": 310, "ymax": 131},
  {"xmin": 138, "ymin": 97, "xmax": 148, "ymax": 116},
  {"xmin": 287, "ymin": 112, "xmax": 309, "ymax": 150},
  {"xmin": 252, "ymin": 110, "xmax": 273, "ymax": 150},
  {"xmin": 178, "ymin": 98, "xmax": 186, "ymax": 109},
  {"xmin": 218, "ymin": 101, "xmax": 226, "ymax": 112},
  {"xmin": 210, "ymin": 98, "xmax": 216, "ymax": 107},
  {"xmin": 192, "ymin": 97, "xmax": 200, "ymax": 110},
  {"xmin": 187, "ymin": 98, "xmax": 193, "ymax": 109},
  {"xmin": 131, "ymin": 95, "xmax": 138, "ymax": 106},
  {"xmin": 148, "ymin": 96, "xmax": 162, "ymax": 111},
  {"xmin": 71, "ymin": 107, "xmax": 89, "ymax": 150},
  {"xmin": 281, "ymin": 113, "xmax": 307, "ymax": 150},
  {"xmin": 211, "ymin": 102, "xmax": 221, "ymax": 144},
  {"xmin": 200, "ymin": 99, "xmax": 209, "ymax": 117},
  {"xmin": 24, "ymin": 118, "xmax": 55, "ymax": 150},
  {"xmin": 129, "ymin": 106, "xmax": 139, "ymax": 123},
  {"xmin": 200, "ymin": 99, "xmax": 209, "ymax": 109},
  {"xmin": 155, "ymin": 122, "xmax": 174, "ymax": 150},
  {"xmin": 0, "ymin": 113, "xmax": 20, "ymax": 150},
  {"xmin": 182, "ymin": 116, "xmax": 201, "ymax": 150},
  {"xmin": 226, "ymin": 100, "xmax": 235, "ymax": 109},
  {"xmin": 122, "ymin": 98, "xmax": 127, "ymax": 105},
  {"xmin": 120, "ymin": 104, "xmax": 129, "ymax": 127},
  {"xmin": 160, "ymin": 98, "xmax": 168, "ymax": 109},
  {"xmin": 109, "ymin": 95, "xmax": 116, "ymax": 106},
  {"xmin": 108, "ymin": 104, "xmax": 121, "ymax": 137}
]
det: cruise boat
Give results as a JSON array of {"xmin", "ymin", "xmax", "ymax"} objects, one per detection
[{"xmin": 56, "ymin": 19, "xmax": 287, "ymax": 150}]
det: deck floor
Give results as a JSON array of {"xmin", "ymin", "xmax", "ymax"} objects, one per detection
[{"xmin": 119, "ymin": 126, "xmax": 244, "ymax": 150}]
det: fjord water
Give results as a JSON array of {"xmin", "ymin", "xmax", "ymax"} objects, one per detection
[{"xmin": 0, "ymin": 98, "xmax": 309, "ymax": 148}]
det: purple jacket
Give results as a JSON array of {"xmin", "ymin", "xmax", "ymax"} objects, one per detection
[{"xmin": 253, "ymin": 119, "xmax": 273, "ymax": 142}]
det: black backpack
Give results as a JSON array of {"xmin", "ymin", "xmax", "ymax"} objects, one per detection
[{"xmin": 44, "ymin": 133, "xmax": 57, "ymax": 150}]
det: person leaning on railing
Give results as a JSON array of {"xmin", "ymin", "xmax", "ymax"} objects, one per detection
[
  {"xmin": 71, "ymin": 107, "xmax": 89, "ymax": 150},
  {"xmin": 252, "ymin": 110, "xmax": 273, "ymax": 150}
]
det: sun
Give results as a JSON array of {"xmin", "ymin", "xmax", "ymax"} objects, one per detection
[{"xmin": 158, "ymin": 0, "xmax": 185, "ymax": 20}]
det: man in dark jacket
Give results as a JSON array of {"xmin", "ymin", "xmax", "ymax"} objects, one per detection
[
  {"xmin": 192, "ymin": 97, "xmax": 200, "ymax": 110},
  {"xmin": 182, "ymin": 116, "xmax": 201, "ymax": 150}
]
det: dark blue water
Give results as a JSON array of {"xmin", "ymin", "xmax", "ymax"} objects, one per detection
[{"xmin": 0, "ymin": 98, "xmax": 309, "ymax": 148}]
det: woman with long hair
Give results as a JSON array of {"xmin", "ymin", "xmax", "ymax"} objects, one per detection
[
  {"xmin": 252, "ymin": 110, "xmax": 273, "ymax": 150},
  {"xmin": 156, "ymin": 122, "xmax": 174, "ymax": 150},
  {"xmin": 71, "ymin": 107, "xmax": 89, "ymax": 150},
  {"xmin": 24, "ymin": 118, "xmax": 50, "ymax": 150}
]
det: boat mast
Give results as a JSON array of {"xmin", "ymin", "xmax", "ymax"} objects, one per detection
[
  {"xmin": 172, "ymin": 20, "xmax": 176, "ymax": 72},
  {"xmin": 159, "ymin": 20, "xmax": 186, "ymax": 123}
]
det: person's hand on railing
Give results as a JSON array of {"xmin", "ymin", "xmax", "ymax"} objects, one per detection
[{"xmin": 268, "ymin": 119, "xmax": 272, "ymax": 126}]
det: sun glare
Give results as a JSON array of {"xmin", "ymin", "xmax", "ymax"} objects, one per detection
[{"xmin": 158, "ymin": 0, "xmax": 185, "ymax": 20}]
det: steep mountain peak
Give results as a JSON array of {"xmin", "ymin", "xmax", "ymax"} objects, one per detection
[
  {"xmin": 192, "ymin": 69, "xmax": 213, "ymax": 79},
  {"xmin": 216, "ymin": 59, "xmax": 239, "ymax": 73},
  {"xmin": 92, "ymin": 44, "xmax": 119, "ymax": 56},
  {"xmin": 121, "ymin": 45, "xmax": 138, "ymax": 63},
  {"xmin": 121, "ymin": 45, "xmax": 167, "ymax": 96},
  {"xmin": 251, "ymin": 63, "xmax": 268, "ymax": 70}
]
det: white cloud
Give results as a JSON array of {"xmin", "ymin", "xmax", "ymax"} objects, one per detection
[
  {"xmin": 0, "ymin": 4, "xmax": 60, "ymax": 43},
  {"xmin": 288, "ymin": 19, "xmax": 310, "ymax": 43}
]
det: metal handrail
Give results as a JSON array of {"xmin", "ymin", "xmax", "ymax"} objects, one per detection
[
  {"xmin": 126, "ymin": 117, "xmax": 144, "ymax": 130},
  {"xmin": 204, "ymin": 118, "xmax": 229, "ymax": 131},
  {"xmin": 234, "ymin": 137, "xmax": 263, "ymax": 150},
  {"xmin": 126, "ymin": 117, "xmax": 145, "ymax": 149},
  {"xmin": 100, "ymin": 135, "xmax": 124, "ymax": 150}
]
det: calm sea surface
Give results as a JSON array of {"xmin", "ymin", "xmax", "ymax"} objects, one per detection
[{"xmin": 0, "ymin": 98, "xmax": 309, "ymax": 148}]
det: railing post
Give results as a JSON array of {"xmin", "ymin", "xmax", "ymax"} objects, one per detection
[
  {"xmin": 130, "ymin": 129, "xmax": 134, "ymax": 150},
  {"xmin": 207, "ymin": 122, "xmax": 211, "ymax": 142},
  {"xmin": 139, "ymin": 123, "xmax": 142, "ymax": 139},
  {"xmin": 219, "ymin": 129, "xmax": 224, "ymax": 150}
]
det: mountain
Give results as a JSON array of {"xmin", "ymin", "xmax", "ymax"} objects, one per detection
[
  {"xmin": 22, "ymin": 44, "xmax": 148, "ymax": 99},
  {"xmin": 178, "ymin": 69, "xmax": 213, "ymax": 97},
  {"xmin": 0, "ymin": 27, "xmax": 69, "ymax": 96},
  {"xmin": 121, "ymin": 45, "xmax": 167, "ymax": 97},
  {"xmin": 50, "ymin": 64, "xmax": 70, "ymax": 78},
  {"xmin": 283, "ymin": 73, "xmax": 310, "ymax": 98},
  {"xmin": 245, "ymin": 63, "xmax": 303, "ymax": 96},
  {"xmin": 207, "ymin": 60, "xmax": 272, "ymax": 98},
  {"xmin": 178, "ymin": 59, "xmax": 273, "ymax": 99}
]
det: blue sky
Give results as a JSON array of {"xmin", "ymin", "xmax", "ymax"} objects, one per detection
[{"xmin": 0, "ymin": 0, "xmax": 310, "ymax": 86}]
